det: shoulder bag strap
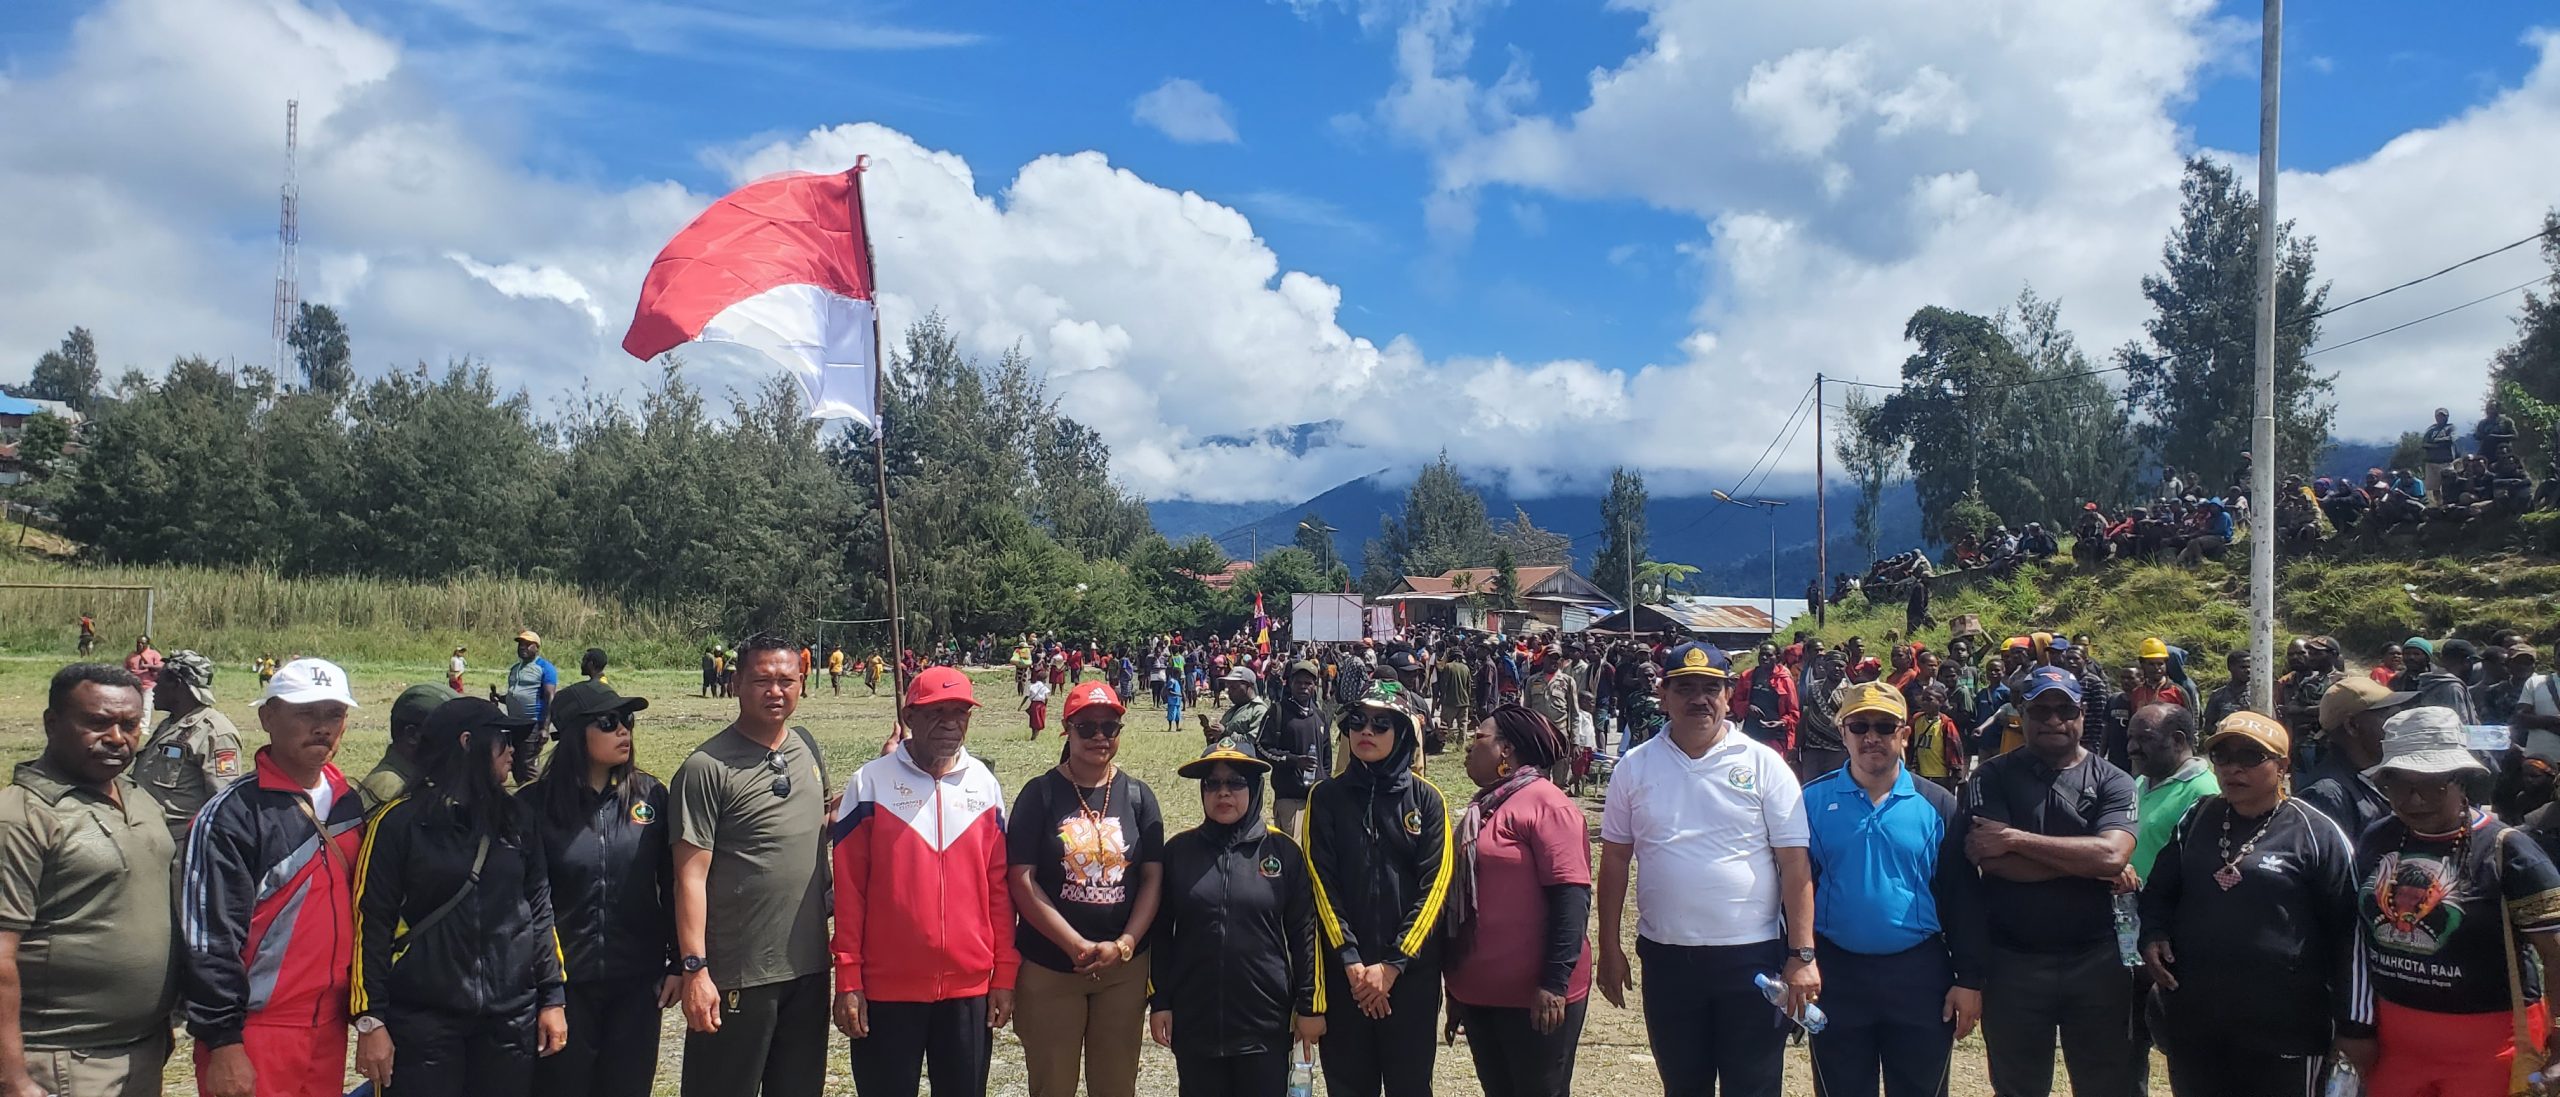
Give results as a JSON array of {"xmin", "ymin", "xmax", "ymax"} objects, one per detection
[
  {"xmin": 392, "ymin": 835, "xmax": 491, "ymax": 949},
  {"xmin": 2496, "ymin": 827, "xmax": 2547, "ymax": 1095}
]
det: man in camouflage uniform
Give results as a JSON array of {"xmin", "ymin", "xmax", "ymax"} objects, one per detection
[{"xmin": 130, "ymin": 649, "xmax": 241, "ymax": 848}]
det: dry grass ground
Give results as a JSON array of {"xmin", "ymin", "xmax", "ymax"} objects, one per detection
[{"xmin": 0, "ymin": 656, "xmax": 2160, "ymax": 1095}]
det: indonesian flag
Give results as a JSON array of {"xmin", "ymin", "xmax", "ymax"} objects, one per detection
[{"xmin": 622, "ymin": 167, "xmax": 882, "ymax": 426}]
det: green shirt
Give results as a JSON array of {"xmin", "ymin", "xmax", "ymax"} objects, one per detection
[
  {"xmin": 1219, "ymin": 698, "xmax": 1270, "ymax": 749},
  {"xmin": 2132, "ymin": 759, "xmax": 2219, "ymax": 881},
  {"xmin": 0, "ymin": 758, "xmax": 178, "ymax": 1048},
  {"xmin": 671, "ymin": 726, "xmax": 833, "ymax": 989}
]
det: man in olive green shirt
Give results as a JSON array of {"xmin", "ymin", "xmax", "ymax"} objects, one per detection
[
  {"xmin": 2126, "ymin": 702, "xmax": 2218, "ymax": 881},
  {"xmin": 356, "ymin": 683, "xmax": 458, "ymax": 814},
  {"xmin": 0, "ymin": 663, "xmax": 175, "ymax": 1097},
  {"xmin": 130, "ymin": 649, "xmax": 242, "ymax": 846},
  {"xmin": 1197, "ymin": 665, "xmax": 1268, "ymax": 751}
]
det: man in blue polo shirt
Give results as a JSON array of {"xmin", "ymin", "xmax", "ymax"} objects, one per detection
[{"xmin": 1804, "ymin": 680, "xmax": 1986, "ymax": 1097}]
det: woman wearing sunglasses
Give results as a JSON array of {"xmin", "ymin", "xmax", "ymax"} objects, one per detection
[
  {"xmin": 2135, "ymin": 712, "xmax": 2359, "ymax": 1097},
  {"xmin": 1149, "ymin": 738, "xmax": 1324, "ymax": 1095},
  {"xmin": 1444, "ymin": 704, "xmax": 1590, "ymax": 1097},
  {"xmin": 1303, "ymin": 682, "xmax": 1453, "ymax": 1097},
  {"xmin": 2335, "ymin": 706, "xmax": 2560, "ymax": 1097},
  {"xmin": 520, "ymin": 681, "xmax": 677, "ymax": 1097},
  {"xmin": 1007, "ymin": 682, "xmax": 1166, "ymax": 1097}
]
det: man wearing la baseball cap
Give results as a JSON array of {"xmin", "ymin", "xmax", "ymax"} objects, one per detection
[
  {"xmin": 1962, "ymin": 663, "xmax": 2144, "ymax": 1097},
  {"xmin": 179, "ymin": 657, "xmax": 367, "ymax": 1097}
]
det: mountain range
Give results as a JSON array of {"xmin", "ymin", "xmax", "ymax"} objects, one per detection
[{"xmin": 1143, "ymin": 438, "xmax": 2406, "ymax": 597}]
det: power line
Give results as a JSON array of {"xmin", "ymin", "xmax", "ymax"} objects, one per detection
[
  {"xmin": 2307, "ymin": 223, "xmax": 2556, "ymax": 323},
  {"xmin": 2305, "ymin": 274, "xmax": 2549, "ymax": 358}
]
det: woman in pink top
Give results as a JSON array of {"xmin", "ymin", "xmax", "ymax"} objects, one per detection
[{"xmin": 1444, "ymin": 704, "xmax": 1592, "ymax": 1097}]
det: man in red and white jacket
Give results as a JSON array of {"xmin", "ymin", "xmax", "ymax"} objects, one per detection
[
  {"xmin": 830, "ymin": 666, "xmax": 1018, "ymax": 1097},
  {"xmin": 179, "ymin": 657, "xmax": 365, "ymax": 1097}
]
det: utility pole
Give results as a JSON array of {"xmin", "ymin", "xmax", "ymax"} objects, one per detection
[
  {"xmin": 2247, "ymin": 0, "xmax": 2282, "ymax": 712},
  {"xmin": 1814, "ymin": 374, "xmax": 1827, "ymax": 628},
  {"xmin": 272, "ymin": 100, "xmax": 299, "ymax": 377}
]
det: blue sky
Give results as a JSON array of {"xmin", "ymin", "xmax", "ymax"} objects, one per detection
[{"xmin": 4, "ymin": 0, "xmax": 2558, "ymax": 503}]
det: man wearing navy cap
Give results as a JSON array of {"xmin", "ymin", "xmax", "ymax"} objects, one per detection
[
  {"xmin": 1597, "ymin": 641, "xmax": 1815, "ymax": 1097},
  {"xmin": 1962, "ymin": 665, "xmax": 2142, "ymax": 1097}
]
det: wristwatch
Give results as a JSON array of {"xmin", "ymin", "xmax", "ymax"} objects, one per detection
[
  {"xmin": 680, "ymin": 955, "xmax": 709, "ymax": 974},
  {"xmin": 353, "ymin": 1015, "xmax": 386, "ymax": 1035},
  {"xmin": 1786, "ymin": 947, "xmax": 1818, "ymax": 965}
]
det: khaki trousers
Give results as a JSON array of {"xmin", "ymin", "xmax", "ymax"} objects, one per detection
[
  {"xmin": 1014, "ymin": 951, "xmax": 1150, "ymax": 1097},
  {"xmin": 27, "ymin": 1030, "xmax": 167, "ymax": 1097}
]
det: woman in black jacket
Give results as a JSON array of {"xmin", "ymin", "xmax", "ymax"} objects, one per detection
[
  {"xmin": 1150, "ymin": 738, "xmax": 1324, "ymax": 1096},
  {"xmin": 520, "ymin": 681, "xmax": 677, "ymax": 1097},
  {"xmin": 352, "ymin": 697, "xmax": 567, "ymax": 1096},
  {"xmin": 1302, "ymin": 683, "xmax": 1453, "ymax": 1097}
]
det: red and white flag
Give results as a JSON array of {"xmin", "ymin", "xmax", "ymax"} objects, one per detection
[{"xmin": 622, "ymin": 167, "xmax": 882, "ymax": 426}]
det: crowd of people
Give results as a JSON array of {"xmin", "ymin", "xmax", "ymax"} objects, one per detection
[{"xmin": 19, "ymin": 606, "xmax": 2560, "ymax": 1097}]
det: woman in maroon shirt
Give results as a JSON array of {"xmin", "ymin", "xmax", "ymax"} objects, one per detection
[{"xmin": 1443, "ymin": 704, "xmax": 1593, "ymax": 1097}]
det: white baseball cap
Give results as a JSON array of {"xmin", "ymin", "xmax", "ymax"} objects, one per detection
[{"xmin": 259, "ymin": 657, "xmax": 360, "ymax": 709}]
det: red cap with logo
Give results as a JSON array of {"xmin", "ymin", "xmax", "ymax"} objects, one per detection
[
  {"xmin": 1061, "ymin": 681, "xmax": 1125, "ymax": 722},
  {"xmin": 905, "ymin": 666, "xmax": 979, "ymax": 708}
]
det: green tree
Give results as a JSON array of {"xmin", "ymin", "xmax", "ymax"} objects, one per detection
[
  {"xmin": 1365, "ymin": 452, "xmax": 1494, "ymax": 582},
  {"xmin": 1291, "ymin": 511, "xmax": 1340, "ymax": 573},
  {"xmin": 57, "ymin": 356, "xmax": 272, "ymax": 565},
  {"xmin": 1494, "ymin": 505, "xmax": 1571, "ymax": 567},
  {"xmin": 1593, "ymin": 467, "xmax": 1648, "ymax": 604},
  {"xmin": 1490, "ymin": 547, "xmax": 1521, "ymax": 610},
  {"xmin": 2117, "ymin": 157, "xmax": 2334, "ymax": 479},
  {"xmin": 1943, "ymin": 487, "xmax": 2001, "ymax": 558},
  {"xmin": 286, "ymin": 303, "xmax": 356, "ymax": 395},
  {"xmin": 1240, "ymin": 546, "xmax": 1325, "ymax": 605},
  {"xmin": 1835, "ymin": 387, "xmax": 1901, "ymax": 564},
  {"xmin": 24, "ymin": 328, "xmax": 101, "ymax": 411},
  {"xmin": 13, "ymin": 412, "xmax": 71, "ymax": 479},
  {"xmin": 1868, "ymin": 296, "xmax": 2138, "ymax": 545},
  {"xmin": 1634, "ymin": 560, "xmax": 1697, "ymax": 604},
  {"xmin": 2388, "ymin": 431, "xmax": 2425, "ymax": 475},
  {"xmin": 2487, "ymin": 211, "xmax": 2560, "ymax": 474}
]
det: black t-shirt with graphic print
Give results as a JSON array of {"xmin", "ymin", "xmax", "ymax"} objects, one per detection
[
  {"xmin": 1007, "ymin": 769, "xmax": 1166, "ymax": 973},
  {"xmin": 2355, "ymin": 812, "xmax": 2560, "ymax": 1015}
]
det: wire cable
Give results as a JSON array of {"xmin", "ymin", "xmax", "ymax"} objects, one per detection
[{"xmin": 2305, "ymin": 275, "xmax": 2549, "ymax": 358}]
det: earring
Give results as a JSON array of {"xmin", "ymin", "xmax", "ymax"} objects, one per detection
[{"xmin": 1497, "ymin": 761, "xmax": 1514, "ymax": 777}]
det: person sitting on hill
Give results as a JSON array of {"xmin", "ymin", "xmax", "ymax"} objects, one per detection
[
  {"xmin": 2074, "ymin": 504, "xmax": 2112, "ymax": 564},
  {"xmin": 2478, "ymin": 401, "xmax": 2520, "ymax": 461},
  {"xmin": 2018, "ymin": 523, "xmax": 2059, "ymax": 560},
  {"xmin": 2273, "ymin": 475, "xmax": 2325, "ymax": 545}
]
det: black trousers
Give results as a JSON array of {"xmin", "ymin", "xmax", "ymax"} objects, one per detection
[
  {"xmin": 532, "ymin": 976, "xmax": 662, "ymax": 1097},
  {"xmin": 384, "ymin": 1007, "xmax": 534, "ymax": 1097},
  {"xmin": 848, "ymin": 995, "xmax": 990, "ymax": 1097},
  {"xmin": 2157, "ymin": 1022, "xmax": 2324, "ymax": 1097},
  {"xmin": 679, "ymin": 971, "xmax": 828, "ymax": 1097},
  {"xmin": 1320, "ymin": 960, "xmax": 1441, "ymax": 1097},
  {"xmin": 1456, "ymin": 998, "xmax": 1586, "ymax": 1097},
  {"xmin": 1175, "ymin": 1049, "xmax": 1290, "ymax": 1097},
  {"xmin": 1808, "ymin": 937, "xmax": 1955, "ymax": 1097},
  {"xmin": 1636, "ymin": 937, "xmax": 1787, "ymax": 1097},
  {"xmin": 1980, "ymin": 943, "xmax": 2145, "ymax": 1097}
]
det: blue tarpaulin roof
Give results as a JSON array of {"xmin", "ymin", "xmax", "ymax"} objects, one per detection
[{"xmin": 0, "ymin": 395, "xmax": 40, "ymax": 416}]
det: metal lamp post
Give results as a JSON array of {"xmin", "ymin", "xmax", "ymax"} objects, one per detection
[{"xmin": 1713, "ymin": 491, "xmax": 1790, "ymax": 627}]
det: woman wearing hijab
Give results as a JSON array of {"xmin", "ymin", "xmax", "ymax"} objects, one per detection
[
  {"xmin": 2337, "ymin": 707, "xmax": 2560, "ymax": 1096},
  {"xmin": 1303, "ymin": 682, "xmax": 1453, "ymax": 1097},
  {"xmin": 1443, "ymin": 704, "xmax": 1591, "ymax": 1097},
  {"xmin": 1149, "ymin": 738, "xmax": 1324, "ymax": 1096},
  {"xmin": 520, "ymin": 681, "xmax": 676, "ymax": 1097},
  {"xmin": 352, "ymin": 698, "xmax": 568, "ymax": 1095}
]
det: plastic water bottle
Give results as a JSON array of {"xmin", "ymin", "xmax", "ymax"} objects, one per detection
[
  {"xmin": 2322, "ymin": 1060, "xmax": 2362, "ymax": 1097},
  {"xmin": 1754, "ymin": 972, "xmax": 1829, "ymax": 1033},
  {"xmin": 2112, "ymin": 893, "xmax": 2142, "ymax": 968},
  {"xmin": 1287, "ymin": 1047, "xmax": 1317, "ymax": 1097}
]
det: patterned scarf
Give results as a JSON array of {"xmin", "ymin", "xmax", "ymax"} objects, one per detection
[{"xmin": 1447, "ymin": 764, "xmax": 1546, "ymax": 955}]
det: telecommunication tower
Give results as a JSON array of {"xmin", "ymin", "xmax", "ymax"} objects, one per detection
[{"xmin": 271, "ymin": 99, "xmax": 300, "ymax": 374}]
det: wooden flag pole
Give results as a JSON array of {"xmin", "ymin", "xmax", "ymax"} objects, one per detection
[{"xmin": 852, "ymin": 157, "xmax": 910, "ymax": 734}]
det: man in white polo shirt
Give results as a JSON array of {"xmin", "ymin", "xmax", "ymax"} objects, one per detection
[{"xmin": 1597, "ymin": 640, "xmax": 1817, "ymax": 1097}]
